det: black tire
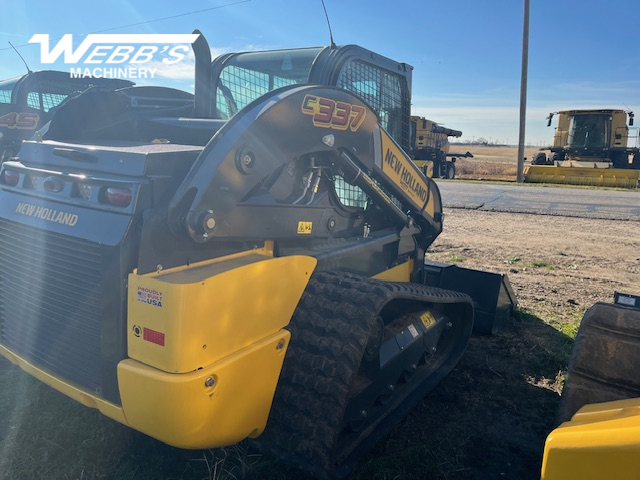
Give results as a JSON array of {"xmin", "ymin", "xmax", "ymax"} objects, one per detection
[
  {"xmin": 611, "ymin": 153, "xmax": 629, "ymax": 169},
  {"xmin": 254, "ymin": 271, "xmax": 473, "ymax": 478},
  {"xmin": 532, "ymin": 152, "xmax": 547, "ymax": 165},
  {"xmin": 435, "ymin": 151, "xmax": 447, "ymax": 178},
  {"xmin": 550, "ymin": 152, "xmax": 565, "ymax": 164},
  {"xmin": 445, "ymin": 162, "xmax": 455, "ymax": 179},
  {"xmin": 558, "ymin": 303, "xmax": 640, "ymax": 423}
]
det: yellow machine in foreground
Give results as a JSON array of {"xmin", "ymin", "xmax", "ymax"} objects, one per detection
[
  {"xmin": 542, "ymin": 293, "xmax": 640, "ymax": 479},
  {"xmin": 525, "ymin": 109, "xmax": 640, "ymax": 188},
  {"xmin": 410, "ymin": 116, "xmax": 472, "ymax": 179}
]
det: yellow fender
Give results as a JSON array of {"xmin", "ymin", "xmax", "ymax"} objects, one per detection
[{"xmin": 121, "ymin": 251, "xmax": 317, "ymax": 448}]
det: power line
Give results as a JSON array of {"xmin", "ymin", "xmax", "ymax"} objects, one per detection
[{"xmin": 0, "ymin": 0, "xmax": 251, "ymax": 52}]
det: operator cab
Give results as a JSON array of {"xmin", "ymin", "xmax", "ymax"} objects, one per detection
[
  {"xmin": 206, "ymin": 44, "xmax": 413, "ymax": 152},
  {"xmin": 567, "ymin": 113, "xmax": 610, "ymax": 149}
]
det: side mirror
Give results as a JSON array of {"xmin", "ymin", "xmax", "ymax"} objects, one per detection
[
  {"xmin": 629, "ymin": 112, "xmax": 634, "ymax": 126},
  {"xmin": 546, "ymin": 112, "xmax": 554, "ymax": 127}
]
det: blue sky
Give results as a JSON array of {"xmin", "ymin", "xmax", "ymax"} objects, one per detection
[{"xmin": 1, "ymin": 0, "xmax": 639, "ymax": 145}]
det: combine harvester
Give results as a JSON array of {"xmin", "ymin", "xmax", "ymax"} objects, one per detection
[
  {"xmin": 409, "ymin": 116, "xmax": 473, "ymax": 179},
  {"xmin": 525, "ymin": 109, "xmax": 640, "ymax": 188}
]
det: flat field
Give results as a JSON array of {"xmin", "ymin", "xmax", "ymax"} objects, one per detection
[{"xmin": 451, "ymin": 144, "xmax": 541, "ymax": 180}]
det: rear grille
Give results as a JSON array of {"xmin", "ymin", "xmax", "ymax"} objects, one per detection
[{"xmin": 0, "ymin": 219, "xmax": 110, "ymax": 396}]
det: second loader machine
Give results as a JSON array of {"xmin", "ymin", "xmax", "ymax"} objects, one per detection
[
  {"xmin": 525, "ymin": 109, "xmax": 640, "ymax": 188},
  {"xmin": 0, "ymin": 31, "xmax": 514, "ymax": 477},
  {"xmin": 0, "ymin": 71, "xmax": 132, "ymax": 161}
]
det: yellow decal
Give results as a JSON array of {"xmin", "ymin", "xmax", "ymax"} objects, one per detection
[
  {"xmin": 297, "ymin": 221, "xmax": 312, "ymax": 234},
  {"xmin": 301, "ymin": 94, "xmax": 366, "ymax": 131},
  {"xmin": 380, "ymin": 133, "xmax": 429, "ymax": 210},
  {"xmin": 419, "ymin": 311, "xmax": 436, "ymax": 329},
  {"xmin": 0, "ymin": 112, "xmax": 39, "ymax": 129},
  {"xmin": 15, "ymin": 202, "xmax": 78, "ymax": 226}
]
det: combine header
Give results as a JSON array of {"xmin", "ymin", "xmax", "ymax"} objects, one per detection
[{"xmin": 525, "ymin": 109, "xmax": 640, "ymax": 188}]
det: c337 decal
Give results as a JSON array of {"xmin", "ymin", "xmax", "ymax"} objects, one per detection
[
  {"xmin": 0, "ymin": 112, "xmax": 39, "ymax": 130},
  {"xmin": 301, "ymin": 94, "xmax": 366, "ymax": 132}
]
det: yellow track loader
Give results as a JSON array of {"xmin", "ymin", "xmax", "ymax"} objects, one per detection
[
  {"xmin": 410, "ymin": 115, "xmax": 473, "ymax": 179},
  {"xmin": 542, "ymin": 292, "xmax": 640, "ymax": 479},
  {"xmin": 0, "ymin": 31, "xmax": 514, "ymax": 478},
  {"xmin": 525, "ymin": 109, "xmax": 640, "ymax": 188}
]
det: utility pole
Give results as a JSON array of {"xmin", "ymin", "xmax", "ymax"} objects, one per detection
[{"xmin": 517, "ymin": 0, "xmax": 530, "ymax": 182}]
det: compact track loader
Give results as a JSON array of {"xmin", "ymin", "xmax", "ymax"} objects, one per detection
[
  {"xmin": 0, "ymin": 71, "xmax": 132, "ymax": 161},
  {"xmin": 0, "ymin": 32, "xmax": 513, "ymax": 477},
  {"xmin": 525, "ymin": 109, "xmax": 640, "ymax": 188},
  {"xmin": 542, "ymin": 293, "xmax": 640, "ymax": 479}
]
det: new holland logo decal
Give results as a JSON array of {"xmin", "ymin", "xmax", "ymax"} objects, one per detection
[{"xmin": 15, "ymin": 202, "xmax": 78, "ymax": 226}]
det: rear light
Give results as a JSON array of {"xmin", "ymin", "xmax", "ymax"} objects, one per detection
[
  {"xmin": 105, "ymin": 187, "xmax": 132, "ymax": 207},
  {"xmin": 1, "ymin": 170, "xmax": 19, "ymax": 187}
]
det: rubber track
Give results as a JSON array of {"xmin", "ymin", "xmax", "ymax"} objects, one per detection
[{"xmin": 254, "ymin": 271, "xmax": 472, "ymax": 478}]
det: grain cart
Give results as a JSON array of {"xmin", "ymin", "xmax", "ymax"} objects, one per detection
[
  {"xmin": 526, "ymin": 109, "xmax": 640, "ymax": 188},
  {"xmin": 0, "ymin": 70, "xmax": 132, "ymax": 161},
  {"xmin": 0, "ymin": 31, "xmax": 514, "ymax": 478}
]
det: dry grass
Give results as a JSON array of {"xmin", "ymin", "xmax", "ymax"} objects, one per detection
[{"xmin": 452, "ymin": 144, "xmax": 541, "ymax": 181}]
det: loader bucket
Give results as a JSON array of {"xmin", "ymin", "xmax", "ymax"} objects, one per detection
[
  {"xmin": 524, "ymin": 165, "xmax": 640, "ymax": 188},
  {"xmin": 424, "ymin": 260, "xmax": 516, "ymax": 334}
]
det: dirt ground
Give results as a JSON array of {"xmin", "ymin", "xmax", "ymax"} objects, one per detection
[
  {"xmin": 397, "ymin": 206, "xmax": 640, "ymax": 479},
  {"xmin": 429, "ymin": 208, "xmax": 640, "ymax": 322}
]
